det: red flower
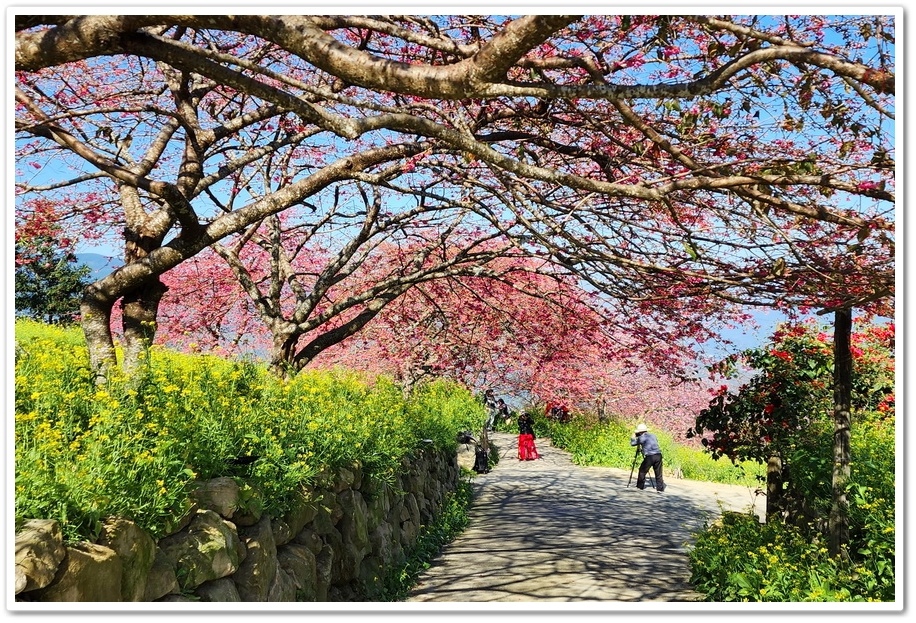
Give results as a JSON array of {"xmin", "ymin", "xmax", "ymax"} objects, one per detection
[
  {"xmin": 877, "ymin": 394, "xmax": 895, "ymax": 412},
  {"xmin": 770, "ymin": 350, "xmax": 793, "ymax": 362}
]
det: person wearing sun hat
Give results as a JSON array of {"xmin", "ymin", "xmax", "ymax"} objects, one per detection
[{"xmin": 630, "ymin": 423, "xmax": 666, "ymax": 492}]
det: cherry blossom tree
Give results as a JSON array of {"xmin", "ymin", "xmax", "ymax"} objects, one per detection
[
  {"xmin": 15, "ymin": 14, "xmax": 894, "ymax": 381},
  {"xmin": 146, "ymin": 249, "xmax": 270, "ymax": 358},
  {"xmin": 317, "ymin": 257, "xmax": 722, "ymax": 437},
  {"xmin": 153, "ymin": 244, "xmax": 717, "ymax": 432},
  {"xmin": 159, "ymin": 193, "xmax": 525, "ymax": 376},
  {"xmin": 15, "ymin": 35, "xmax": 428, "ymax": 378}
]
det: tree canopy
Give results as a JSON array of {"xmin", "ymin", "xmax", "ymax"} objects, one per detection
[{"xmin": 14, "ymin": 14, "xmax": 895, "ymax": 380}]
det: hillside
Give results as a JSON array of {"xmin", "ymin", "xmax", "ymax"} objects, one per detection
[{"xmin": 76, "ymin": 253, "xmax": 120, "ymax": 280}]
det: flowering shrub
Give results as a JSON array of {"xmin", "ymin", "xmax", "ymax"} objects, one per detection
[
  {"xmin": 688, "ymin": 319, "xmax": 894, "ymax": 465},
  {"xmin": 14, "ymin": 320, "xmax": 484, "ymax": 542},
  {"xmin": 685, "ymin": 319, "xmax": 895, "ymax": 602}
]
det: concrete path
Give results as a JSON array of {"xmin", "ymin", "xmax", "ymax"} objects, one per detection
[{"xmin": 407, "ymin": 432, "xmax": 765, "ymax": 603}]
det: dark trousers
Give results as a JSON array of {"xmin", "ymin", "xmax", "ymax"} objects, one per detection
[{"xmin": 637, "ymin": 453, "xmax": 665, "ymax": 491}]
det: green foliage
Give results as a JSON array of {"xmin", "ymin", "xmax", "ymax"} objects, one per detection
[
  {"xmin": 686, "ymin": 318, "xmax": 895, "ymax": 544},
  {"xmin": 14, "ymin": 318, "xmax": 89, "ymax": 347},
  {"xmin": 541, "ymin": 415, "xmax": 634, "ymax": 466},
  {"xmin": 407, "ymin": 379, "xmax": 487, "ymax": 453},
  {"xmin": 689, "ymin": 511, "xmax": 851, "ymax": 601},
  {"xmin": 689, "ymin": 326, "xmax": 832, "ymax": 464},
  {"xmin": 688, "ymin": 320, "xmax": 894, "ymax": 466},
  {"xmin": 15, "ymin": 320, "xmax": 482, "ymax": 542},
  {"xmin": 688, "ymin": 427, "xmax": 896, "ymax": 605},
  {"xmin": 838, "ymin": 411, "xmax": 895, "ymax": 598},
  {"xmin": 15, "ymin": 238, "xmax": 91, "ymax": 324}
]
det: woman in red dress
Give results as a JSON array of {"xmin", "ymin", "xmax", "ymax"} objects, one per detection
[{"xmin": 517, "ymin": 412, "xmax": 540, "ymax": 460}]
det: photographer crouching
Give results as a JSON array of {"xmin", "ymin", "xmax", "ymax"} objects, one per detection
[{"xmin": 630, "ymin": 423, "xmax": 666, "ymax": 492}]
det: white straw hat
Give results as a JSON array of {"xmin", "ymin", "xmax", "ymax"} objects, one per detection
[{"xmin": 635, "ymin": 423, "xmax": 648, "ymax": 433}]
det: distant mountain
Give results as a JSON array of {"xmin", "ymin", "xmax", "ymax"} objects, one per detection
[{"xmin": 76, "ymin": 253, "xmax": 121, "ymax": 281}]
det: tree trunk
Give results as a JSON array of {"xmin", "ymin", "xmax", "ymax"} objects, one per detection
[
  {"xmin": 829, "ymin": 308, "xmax": 853, "ymax": 559},
  {"xmin": 80, "ymin": 284, "xmax": 118, "ymax": 384},
  {"xmin": 289, "ymin": 294, "xmax": 403, "ymax": 373},
  {"xmin": 765, "ymin": 454, "xmax": 783, "ymax": 522},
  {"xmin": 270, "ymin": 332, "xmax": 299, "ymax": 379},
  {"xmin": 120, "ymin": 278, "xmax": 168, "ymax": 377}
]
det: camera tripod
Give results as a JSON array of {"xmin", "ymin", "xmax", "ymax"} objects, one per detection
[{"xmin": 626, "ymin": 446, "xmax": 655, "ymax": 489}]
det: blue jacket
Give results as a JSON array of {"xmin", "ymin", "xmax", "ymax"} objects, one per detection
[{"xmin": 631, "ymin": 432, "xmax": 662, "ymax": 456}]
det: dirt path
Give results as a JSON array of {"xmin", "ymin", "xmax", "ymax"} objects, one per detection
[{"xmin": 407, "ymin": 431, "xmax": 764, "ymax": 602}]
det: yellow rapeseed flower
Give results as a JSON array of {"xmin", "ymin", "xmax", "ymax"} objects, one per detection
[{"xmin": 16, "ymin": 411, "xmax": 38, "ymax": 423}]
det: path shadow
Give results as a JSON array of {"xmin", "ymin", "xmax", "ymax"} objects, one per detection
[{"xmin": 409, "ymin": 432, "xmax": 762, "ymax": 602}]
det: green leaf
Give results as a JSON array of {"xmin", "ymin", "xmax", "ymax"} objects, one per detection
[
  {"xmin": 731, "ymin": 572, "xmax": 756, "ymax": 590},
  {"xmin": 773, "ymin": 258, "xmax": 786, "ymax": 276}
]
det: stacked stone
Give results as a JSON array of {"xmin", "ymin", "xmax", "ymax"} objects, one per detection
[{"xmin": 14, "ymin": 446, "xmax": 459, "ymax": 602}]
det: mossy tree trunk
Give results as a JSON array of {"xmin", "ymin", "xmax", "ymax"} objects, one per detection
[
  {"xmin": 829, "ymin": 308, "xmax": 853, "ymax": 559},
  {"xmin": 765, "ymin": 454, "xmax": 783, "ymax": 522}
]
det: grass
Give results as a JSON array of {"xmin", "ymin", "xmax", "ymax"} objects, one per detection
[
  {"xmin": 375, "ymin": 475, "xmax": 475, "ymax": 601},
  {"xmin": 539, "ymin": 414, "xmax": 766, "ymax": 487}
]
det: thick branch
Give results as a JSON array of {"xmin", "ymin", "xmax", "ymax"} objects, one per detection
[
  {"xmin": 82, "ymin": 142, "xmax": 423, "ymax": 305},
  {"xmin": 16, "ymin": 86, "xmax": 202, "ymax": 233}
]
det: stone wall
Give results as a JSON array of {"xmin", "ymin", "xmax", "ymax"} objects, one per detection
[{"xmin": 15, "ymin": 445, "xmax": 459, "ymax": 602}]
